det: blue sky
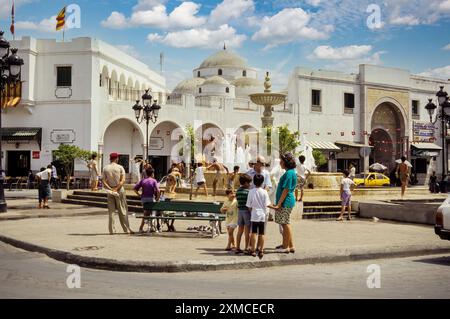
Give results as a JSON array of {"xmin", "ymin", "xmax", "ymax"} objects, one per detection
[{"xmin": 0, "ymin": 0, "xmax": 449, "ymax": 89}]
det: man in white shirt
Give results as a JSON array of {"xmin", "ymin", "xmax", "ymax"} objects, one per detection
[
  {"xmin": 36, "ymin": 166, "xmax": 52, "ymax": 209},
  {"xmin": 246, "ymin": 156, "xmax": 272, "ymax": 191},
  {"xmin": 296, "ymin": 155, "xmax": 311, "ymax": 202}
]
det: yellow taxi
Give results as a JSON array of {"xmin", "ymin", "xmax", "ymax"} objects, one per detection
[{"xmin": 353, "ymin": 173, "xmax": 390, "ymax": 187}]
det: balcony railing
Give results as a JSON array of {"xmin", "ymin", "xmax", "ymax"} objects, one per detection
[
  {"xmin": 167, "ymin": 93, "xmax": 183, "ymax": 106},
  {"xmin": 195, "ymin": 96, "xmax": 223, "ymax": 108},
  {"xmin": 107, "ymin": 88, "xmax": 165, "ymax": 104}
]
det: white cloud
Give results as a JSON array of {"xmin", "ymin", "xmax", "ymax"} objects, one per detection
[
  {"xmin": 148, "ymin": 24, "xmax": 246, "ymax": 49},
  {"xmin": 444, "ymin": 44, "xmax": 450, "ymax": 50},
  {"xmin": 114, "ymin": 45, "xmax": 141, "ymax": 59},
  {"xmin": 101, "ymin": 11, "xmax": 130, "ymax": 29},
  {"xmin": 252, "ymin": 8, "xmax": 332, "ymax": 49},
  {"xmin": 439, "ymin": 0, "xmax": 450, "ymax": 11},
  {"xmin": 310, "ymin": 45, "xmax": 373, "ymax": 60},
  {"xmin": 418, "ymin": 65, "xmax": 450, "ymax": 79},
  {"xmin": 15, "ymin": 15, "xmax": 58, "ymax": 33},
  {"xmin": 389, "ymin": 15, "xmax": 420, "ymax": 26},
  {"xmin": 102, "ymin": 1, "xmax": 206, "ymax": 30},
  {"xmin": 306, "ymin": 0, "xmax": 321, "ymax": 6},
  {"xmin": 0, "ymin": 0, "xmax": 33, "ymax": 18},
  {"xmin": 209, "ymin": 0, "xmax": 255, "ymax": 26}
]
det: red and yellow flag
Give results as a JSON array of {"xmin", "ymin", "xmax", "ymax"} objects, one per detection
[{"xmin": 56, "ymin": 7, "xmax": 66, "ymax": 31}]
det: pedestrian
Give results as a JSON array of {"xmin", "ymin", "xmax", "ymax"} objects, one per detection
[
  {"xmin": 397, "ymin": 156, "xmax": 410, "ymax": 198},
  {"xmin": 207, "ymin": 159, "xmax": 229, "ymax": 197},
  {"xmin": 134, "ymin": 166, "xmax": 161, "ymax": 233},
  {"xmin": 337, "ymin": 169, "xmax": 357, "ymax": 221},
  {"xmin": 246, "ymin": 174, "xmax": 272, "ymax": 259},
  {"xmin": 166, "ymin": 166, "xmax": 181, "ymax": 194},
  {"xmin": 194, "ymin": 163, "xmax": 208, "ymax": 197},
  {"xmin": 272, "ymin": 153, "xmax": 297, "ymax": 254},
  {"xmin": 429, "ymin": 171, "xmax": 439, "ymax": 194},
  {"xmin": 246, "ymin": 156, "xmax": 272, "ymax": 191},
  {"xmin": 36, "ymin": 166, "xmax": 52, "ymax": 209},
  {"xmin": 27, "ymin": 170, "xmax": 35, "ymax": 189},
  {"xmin": 50, "ymin": 162, "xmax": 59, "ymax": 189},
  {"xmin": 235, "ymin": 174, "xmax": 252, "ymax": 254},
  {"xmin": 349, "ymin": 163, "xmax": 356, "ymax": 180},
  {"xmin": 295, "ymin": 155, "xmax": 311, "ymax": 202},
  {"xmin": 88, "ymin": 154, "xmax": 100, "ymax": 191},
  {"xmin": 221, "ymin": 189, "xmax": 238, "ymax": 251},
  {"xmin": 102, "ymin": 152, "xmax": 134, "ymax": 235},
  {"xmin": 227, "ymin": 166, "xmax": 240, "ymax": 191}
]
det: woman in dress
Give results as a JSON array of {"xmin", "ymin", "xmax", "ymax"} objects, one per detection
[
  {"xmin": 397, "ymin": 156, "xmax": 410, "ymax": 198},
  {"xmin": 88, "ymin": 154, "xmax": 100, "ymax": 191}
]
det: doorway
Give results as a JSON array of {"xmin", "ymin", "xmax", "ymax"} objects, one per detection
[
  {"xmin": 7, "ymin": 151, "xmax": 31, "ymax": 177},
  {"xmin": 148, "ymin": 156, "xmax": 168, "ymax": 181}
]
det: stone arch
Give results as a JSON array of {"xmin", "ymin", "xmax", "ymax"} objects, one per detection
[{"xmin": 100, "ymin": 65, "xmax": 110, "ymax": 88}]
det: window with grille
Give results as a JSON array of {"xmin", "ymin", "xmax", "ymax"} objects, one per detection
[{"xmin": 57, "ymin": 66, "xmax": 72, "ymax": 87}]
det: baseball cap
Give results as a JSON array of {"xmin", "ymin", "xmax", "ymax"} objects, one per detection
[{"xmin": 110, "ymin": 153, "xmax": 119, "ymax": 160}]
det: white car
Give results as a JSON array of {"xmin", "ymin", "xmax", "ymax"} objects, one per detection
[{"xmin": 435, "ymin": 196, "xmax": 450, "ymax": 241}]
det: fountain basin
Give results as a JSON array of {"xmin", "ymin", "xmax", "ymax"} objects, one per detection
[
  {"xmin": 306, "ymin": 173, "xmax": 343, "ymax": 190},
  {"xmin": 249, "ymin": 93, "xmax": 286, "ymax": 106}
]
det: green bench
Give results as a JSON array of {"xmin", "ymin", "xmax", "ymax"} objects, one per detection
[{"xmin": 136, "ymin": 200, "xmax": 225, "ymax": 238}]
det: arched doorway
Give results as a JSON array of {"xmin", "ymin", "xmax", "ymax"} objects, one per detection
[
  {"xmin": 149, "ymin": 121, "xmax": 183, "ymax": 180},
  {"xmin": 370, "ymin": 102, "xmax": 406, "ymax": 172},
  {"xmin": 103, "ymin": 119, "xmax": 143, "ymax": 176}
]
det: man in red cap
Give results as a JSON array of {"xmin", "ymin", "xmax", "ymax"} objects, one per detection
[{"xmin": 102, "ymin": 152, "xmax": 133, "ymax": 235}]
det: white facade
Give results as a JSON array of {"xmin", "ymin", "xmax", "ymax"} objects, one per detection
[{"xmin": 3, "ymin": 36, "xmax": 449, "ymax": 183}]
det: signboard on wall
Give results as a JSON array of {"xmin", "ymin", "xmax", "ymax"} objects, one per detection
[
  {"xmin": 32, "ymin": 151, "xmax": 40, "ymax": 159},
  {"xmin": 413, "ymin": 122, "xmax": 436, "ymax": 143},
  {"xmin": 51, "ymin": 130, "xmax": 76, "ymax": 144},
  {"xmin": 149, "ymin": 138, "xmax": 164, "ymax": 150}
]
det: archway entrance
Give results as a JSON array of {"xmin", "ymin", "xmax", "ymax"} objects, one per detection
[
  {"xmin": 149, "ymin": 121, "xmax": 183, "ymax": 180},
  {"xmin": 370, "ymin": 102, "xmax": 406, "ymax": 172},
  {"xmin": 195, "ymin": 123, "xmax": 224, "ymax": 163},
  {"xmin": 103, "ymin": 119, "xmax": 143, "ymax": 175}
]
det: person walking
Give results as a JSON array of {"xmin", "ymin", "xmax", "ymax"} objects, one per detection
[
  {"xmin": 102, "ymin": 152, "xmax": 133, "ymax": 235},
  {"xmin": 50, "ymin": 163, "xmax": 59, "ymax": 189},
  {"xmin": 208, "ymin": 159, "xmax": 229, "ymax": 197},
  {"xmin": 36, "ymin": 166, "xmax": 52, "ymax": 209},
  {"xmin": 88, "ymin": 154, "xmax": 100, "ymax": 191},
  {"xmin": 337, "ymin": 170, "xmax": 356, "ymax": 221},
  {"xmin": 349, "ymin": 163, "xmax": 356, "ymax": 180},
  {"xmin": 194, "ymin": 163, "xmax": 208, "ymax": 197},
  {"xmin": 272, "ymin": 153, "xmax": 298, "ymax": 254},
  {"xmin": 397, "ymin": 156, "xmax": 410, "ymax": 198},
  {"xmin": 134, "ymin": 166, "xmax": 160, "ymax": 233},
  {"xmin": 295, "ymin": 155, "xmax": 311, "ymax": 202}
]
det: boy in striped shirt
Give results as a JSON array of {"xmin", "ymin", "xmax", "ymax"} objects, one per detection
[{"xmin": 235, "ymin": 174, "xmax": 252, "ymax": 254}]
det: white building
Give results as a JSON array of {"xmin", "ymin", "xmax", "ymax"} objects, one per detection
[{"xmin": 3, "ymin": 36, "xmax": 449, "ymax": 183}]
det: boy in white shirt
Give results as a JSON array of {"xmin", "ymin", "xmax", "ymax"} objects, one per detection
[
  {"xmin": 337, "ymin": 169, "xmax": 357, "ymax": 221},
  {"xmin": 246, "ymin": 174, "xmax": 273, "ymax": 259},
  {"xmin": 194, "ymin": 163, "xmax": 208, "ymax": 197}
]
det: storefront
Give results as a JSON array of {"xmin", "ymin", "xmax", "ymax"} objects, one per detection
[
  {"xmin": 335, "ymin": 141, "xmax": 373, "ymax": 174},
  {"xmin": 305, "ymin": 141, "xmax": 341, "ymax": 172},
  {"xmin": 411, "ymin": 142, "xmax": 442, "ymax": 184}
]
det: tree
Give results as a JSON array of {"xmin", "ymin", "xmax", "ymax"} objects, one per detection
[
  {"xmin": 313, "ymin": 150, "xmax": 327, "ymax": 168},
  {"xmin": 53, "ymin": 144, "xmax": 94, "ymax": 190},
  {"xmin": 269, "ymin": 124, "xmax": 301, "ymax": 156}
]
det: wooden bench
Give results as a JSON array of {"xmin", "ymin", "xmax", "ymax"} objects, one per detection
[{"xmin": 136, "ymin": 201, "xmax": 225, "ymax": 238}]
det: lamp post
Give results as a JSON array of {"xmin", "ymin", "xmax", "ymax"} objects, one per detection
[
  {"xmin": 425, "ymin": 86, "xmax": 450, "ymax": 188},
  {"xmin": 132, "ymin": 89, "xmax": 161, "ymax": 161},
  {"xmin": 0, "ymin": 31, "xmax": 24, "ymax": 213}
]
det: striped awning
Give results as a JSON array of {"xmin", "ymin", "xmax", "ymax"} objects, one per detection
[
  {"xmin": 411, "ymin": 143, "xmax": 442, "ymax": 151},
  {"xmin": 336, "ymin": 141, "xmax": 373, "ymax": 148},
  {"xmin": 306, "ymin": 141, "xmax": 341, "ymax": 151}
]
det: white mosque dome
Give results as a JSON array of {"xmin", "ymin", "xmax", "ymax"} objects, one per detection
[
  {"xmin": 199, "ymin": 50, "xmax": 248, "ymax": 69},
  {"xmin": 173, "ymin": 77, "xmax": 205, "ymax": 94},
  {"xmin": 231, "ymin": 77, "xmax": 261, "ymax": 88},
  {"xmin": 203, "ymin": 76, "xmax": 231, "ymax": 86}
]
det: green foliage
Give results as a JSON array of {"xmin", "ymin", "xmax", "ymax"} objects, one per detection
[
  {"xmin": 53, "ymin": 144, "xmax": 95, "ymax": 190},
  {"xmin": 313, "ymin": 150, "xmax": 327, "ymax": 167},
  {"xmin": 267, "ymin": 124, "xmax": 300, "ymax": 156},
  {"xmin": 179, "ymin": 125, "xmax": 196, "ymax": 162}
]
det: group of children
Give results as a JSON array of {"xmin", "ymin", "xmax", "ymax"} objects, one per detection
[{"xmin": 220, "ymin": 173, "xmax": 276, "ymax": 259}]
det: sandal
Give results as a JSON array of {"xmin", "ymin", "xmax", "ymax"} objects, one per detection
[
  {"xmin": 251, "ymin": 251, "xmax": 257, "ymax": 257},
  {"xmin": 289, "ymin": 248, "xmax": 296, "ymax": 254},
  {"xmin": 275, "ymin": 245, "xmax": 284, "ymax": 249},
  {"xmin": 258, "ymin": 251, "xmax": 264, "ymax": 259},
  {"xmin": 235, "ymin": 249, "xmax": 243, "ymax": 255},
  {"xmin": 336, "ymin": 217, "xmax": 344, "ymax": 221}
]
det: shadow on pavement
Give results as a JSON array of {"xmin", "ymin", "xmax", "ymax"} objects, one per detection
[{"xmin": 413, "ymin": 255, "xmax": 450, "ymax": 267}]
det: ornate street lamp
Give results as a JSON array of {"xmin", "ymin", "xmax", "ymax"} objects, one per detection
[
  {"xmin": 132, "ymin": 89, "xmax": 162, "ymax": 161},
  {"xmin": 0, "ymin": 31, "xmax": 24, "ymax": 213},
  {"xmin": 426, "ymin": 86, "xmax": 450, "ymax": 188}
]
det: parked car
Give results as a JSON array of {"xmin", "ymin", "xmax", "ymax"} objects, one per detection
[
  {"xmin": 435, "ymin": 196, "xmax": 450, "ymax": 241},
  {"xmin": 353, "ymin": 173, "xmax": 390, "ymax": 187}
]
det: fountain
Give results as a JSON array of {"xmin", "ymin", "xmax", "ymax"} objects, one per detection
[{"xmin": 250, "ymin": 72, "xmax": 287, "ymax": 128}]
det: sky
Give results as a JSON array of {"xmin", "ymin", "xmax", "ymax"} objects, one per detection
[{"xmin": 0, "ymin": 0, "xmax": 449, "ymax": 90}]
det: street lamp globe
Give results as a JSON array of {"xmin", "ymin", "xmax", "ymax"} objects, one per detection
[
  {"xmin": 142, "ymin": 89, "xmax": 152, "ymax": 107},
  {"xmin": 0, "ymin": 31, "xmax": 10, "ymax": 58},
  {"xmin": 132, "ymin": 100, "xmax": 142, "ymax": 122},
  {"xmin": 425, "ymin": 99, "xmax": 437, "ymax": 121},
  {"xmin": 443, "ymin": 97, "xmax": 450, "ymax": 112},
  {"xmin": 437, "ymin": 86, "xmax": 448, "ymax": 106},
  {"xmin": 7, "ymin": 48, "xmax": 24, "ymax": 79},
  {"xmin": 151, "ymin": 100, "xmax": 161, "ymax": 120}
]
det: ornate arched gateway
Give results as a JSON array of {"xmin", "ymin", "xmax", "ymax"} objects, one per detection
[{"xmin": 370, "ymin": 102, "xmax": 407, "ymax": 171}]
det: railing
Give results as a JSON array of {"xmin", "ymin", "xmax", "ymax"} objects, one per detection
[
  {"xmin": 195, "ymin": 96, "xmax": 223, "ymax": 108},
  {"xmin": 107, "ymin": 88, "xmax": 166, "ymax": 104},
  {"xmin": 167, "ymin": 93, "xmax": 183, "ymax": 106}
]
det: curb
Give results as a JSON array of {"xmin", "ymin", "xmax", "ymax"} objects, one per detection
[
  {"xmin": 1, "ymin": 233, "xmax": 450, "ymax": 273},
  {"xmin": 0, "ymin": 211, "xmax": 107, "ymax": 222}
]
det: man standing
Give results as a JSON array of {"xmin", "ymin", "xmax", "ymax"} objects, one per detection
[
  {"xmin": 246, "ymin": 156, "xmax": 272, "ymax": 191},
  {"xmin": 102, "ymin": 153, "xmax": 133, "ymax": 235},
  {"xmin": 208, "ymin": 158, "xmax": 229, "ymax": 197}
]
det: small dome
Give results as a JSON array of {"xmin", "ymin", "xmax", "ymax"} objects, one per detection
[
  {"xmin": 173, "ymin": 78, "xmax": 205, "ymax": 94},
  {"xmin": 203, "ymin": 76, "xmax": 230, "ymax": 86},
  {"xmin": 199, "ymin": 50, "xmax": 247, "ymax": 69},
  {"xmin": 232, "ymin": 77, "xmax": 261, "ymax": 87}
]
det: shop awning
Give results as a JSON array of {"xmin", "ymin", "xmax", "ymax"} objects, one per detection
[
  {"xmin": 306, "ymin": 141, "xmax": 341, "ymax": 151},
  {"xmin": 1, "ymin": 127, "xmax": 42, "ymax": 150},
  {"xmin": 336, "ymin": 141, "xmax": 373, "ymax": 149},
  {"xmin": 411, "ymin": 143, "xmax": 442, "ymax": 151}
]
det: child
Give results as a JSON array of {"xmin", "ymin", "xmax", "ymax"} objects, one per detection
[
  {"xmin": 221, "ymin": 189, "xmax": 238, "ymax": 251},
  {"xmin": 246, "ymin": 174, "xmax": 272, "ymax": 259},
  {"xmin": 337, "ymin": 169, "xmax": 356, "ymax": 221},
  {"xmin": 134, "ymin": 167, "xmax": 161, "ymax": 233},
  {"xmin": 228, "ymin": 166, "xmax": 240, "ymax": 190},
  {"xmin": 235, "ymin": 174, "xmax": 253, "ymax": 254},
  {"xmin": 295, "ymin": 155, "xmax": 311, "ymax": 202},
  {"xmin": 194, "ymin": 163, "xmax": 208, "ymax": 197}
]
